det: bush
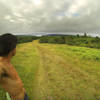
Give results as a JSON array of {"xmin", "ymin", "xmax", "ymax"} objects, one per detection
[
  {"xmin": 17, "ymin": 35, "xmax": 39, "ymax": 43},
  {"xmin": 39, "ymin": 35, "xmax": 100, "ymax": 49}
]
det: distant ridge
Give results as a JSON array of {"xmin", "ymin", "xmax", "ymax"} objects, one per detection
[
  {"xmin": 43, "ymin": 33, "xmax": 70, "ymax": 36},
  {"xmin": 14, "ymin": 32, "xmax": 100, "ymax": 37}
]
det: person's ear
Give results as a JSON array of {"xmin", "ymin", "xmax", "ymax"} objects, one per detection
[{"xmin": 12, "ymin": 48, "xmax": 16, "ymax": 56}]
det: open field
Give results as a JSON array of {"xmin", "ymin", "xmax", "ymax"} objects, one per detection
[{"xmin": 0, "ymin": 40, "xmax": 100, "ymax": 100}]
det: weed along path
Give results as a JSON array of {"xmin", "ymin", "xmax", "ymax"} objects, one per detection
[{"xmin": 33, "ymin": 41, "xmax": 100, "ymax": 100}]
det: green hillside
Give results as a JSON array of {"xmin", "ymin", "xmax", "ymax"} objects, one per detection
[{"xmin": 0, "ymin": 40, "xmax": 100, "ymax": 100}]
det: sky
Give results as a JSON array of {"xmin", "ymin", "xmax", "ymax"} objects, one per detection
[{"xmin": 0, "ymin": 0, "xmax": 100, "ymax": 35}]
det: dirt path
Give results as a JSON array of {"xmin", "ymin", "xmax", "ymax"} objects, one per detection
[{"xmin": 33, "ymin": 41, "xmax": 100, "ymax": 100}]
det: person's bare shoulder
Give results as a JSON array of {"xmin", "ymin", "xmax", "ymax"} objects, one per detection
[
  {"xmin": 0, "ymin": 62, "xmax": 4, "ymax": 80},
  {"xmin": 0, "ymin": 62, "xmax": 10, "ymax": 79},
  {"xmin": 0, "ymin": 62, "xmax": 4, "ymax": 75}
]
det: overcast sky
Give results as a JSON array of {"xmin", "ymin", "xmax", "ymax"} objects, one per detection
[{"xmin": 0, "ymin": 0, "xmax": 100, "ymax": 34}]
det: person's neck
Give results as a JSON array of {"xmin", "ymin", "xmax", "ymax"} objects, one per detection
[{"xmin": 0, "ymin": 55, "xmax": 12, "ymax": 63}]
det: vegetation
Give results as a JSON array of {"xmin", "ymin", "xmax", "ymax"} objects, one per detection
[
  {"xmin": 0, "ymin": 42, "xmax": 40, "ymax": 100},
  {"xmin": 39, "ymin": 33, "xmax": 100, "ymax": 49},
  {"xmin": 0, "ymin": 40, "xmax": 100, "ymax": 100},
  {"xmin": 17, "ymin": 35, "xmax": 39, "ymax": 43}
]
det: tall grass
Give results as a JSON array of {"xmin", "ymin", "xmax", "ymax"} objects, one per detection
[{"xmin": 0, "ymin": 41, "xmax": 100, "ymax": 100}]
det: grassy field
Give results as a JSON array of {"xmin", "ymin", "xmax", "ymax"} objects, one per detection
[{"xmin": 0, "ymin": 40, "xmax": 100, "ymax": 100}]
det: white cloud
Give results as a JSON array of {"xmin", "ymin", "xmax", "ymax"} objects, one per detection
[
  {"xmin": 4, "ymin": 15, "xmax": 12, "ymax": 20},
  {"xmin": 0, "ymin": 0, "xmax": 100, "ymax": 34},
  {"xmin": 13, "ymin": 12, "xmax": 23, "ymax": 18}
]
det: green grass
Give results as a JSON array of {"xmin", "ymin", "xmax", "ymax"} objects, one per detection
[
  {"xmin": 0, "ymin": 42, "xmax": 40, "ymax": 100},
  {"xmin": 0, "ymin": 41, "xmax": 100, "ymax": 100}
]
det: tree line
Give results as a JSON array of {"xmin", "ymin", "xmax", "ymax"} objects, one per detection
[
  {"xmin": 17, "ymin": 35, "xmax": 39, "ymax": 43},
  {"xmin": 39, "ymin": 33, "xmax": 100, "ymax": 49},
  {"xmin": 16, "ymin": 34, "xmax": 100, "ymax": 49}
]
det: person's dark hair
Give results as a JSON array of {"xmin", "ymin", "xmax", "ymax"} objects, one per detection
[{"xmin": 0, "ymin": 33, "xmax": 17, "ymax": 57}]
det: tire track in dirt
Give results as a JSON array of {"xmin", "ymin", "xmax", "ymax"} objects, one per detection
[{"xmin": 33, "ymin": 42, "xmax": 100, "ymax": 100}]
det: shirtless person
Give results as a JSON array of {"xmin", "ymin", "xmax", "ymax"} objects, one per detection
[{"xmin": 0, "ymin": 33, "xmax": 29, "ymax": 100}]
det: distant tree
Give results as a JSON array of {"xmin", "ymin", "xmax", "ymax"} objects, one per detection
[
  {"xmin": 84, "ymin": 32, "xmax": 87, "ymax": 37},
  {"xmin": 96, "ymin": 36, "xmax": 99, "ymax": 39},
  {"xmin": 77, "ymin": 34, "xmax": 80, "ymax": 37}
]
